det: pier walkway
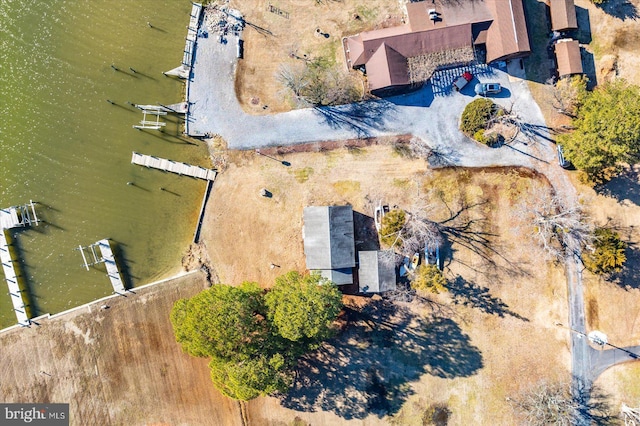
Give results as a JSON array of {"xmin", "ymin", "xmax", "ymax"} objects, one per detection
[
  {"xmin": 97, "ymin": 239, "xmax": 126, "ymax": 294},
  {"xmin": 164, "ymin": 2, "xmax": 202, "ymax": 78},
  {"xmin": 131, "ymin": 152, "xmax": 216, "ymax": 181},
  {"xmin": 0, "ymin": 232, "xmax": 29, "ymax": 326},
  {"xmin": 0, "ymin": 201, "xmax": 38, "ymax": 327}
]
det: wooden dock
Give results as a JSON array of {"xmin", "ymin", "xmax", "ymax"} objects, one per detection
[
  {"xmin": 183, "ymin": 2, "xmax": 203, "ymax": 67},
  {"xmin": 96, "ymin": 239, "xmax": 126, "ymax": 294},
  {"xmin": 0, "ymin": 201, "xmax": 38, "ymax": 326},
  {"xmin": 0, "ymin": 231, "xmax": 30, "ymax": 326},
  {"xmin": 131, "ymin": 152, "xmax": 216, "ymax": 181}
]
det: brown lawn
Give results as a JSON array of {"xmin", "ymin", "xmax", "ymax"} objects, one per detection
[{"xmin": 228, "ymin": 0, "xmax": 403, "ymax": 114}]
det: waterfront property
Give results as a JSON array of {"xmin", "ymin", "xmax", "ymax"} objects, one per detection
[{"xmin": 0, "ymin": 1, "xmax": 208, "ymax": 327}]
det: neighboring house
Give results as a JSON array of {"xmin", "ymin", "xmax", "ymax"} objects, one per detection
[
  {"xmin": 343, "ymin": 0, "xmax": 530, "ymax": 95},
  {"xmin": 555, "ymin": 38, "xmax": 583, "ymax": 77},
  {"xmin": 549, "ymin": 0, "xmax": 578, "ymax": 32},
  {"xmin": 303, "ymin": 205, "xmax": 355, "ymax": 285},
  {"xmin": 358, "ymin": 250, "xmax": 396, "ymax": 294}
]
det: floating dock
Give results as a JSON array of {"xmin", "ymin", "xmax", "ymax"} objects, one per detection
[
  {"xmin": 97, "ymin": 239, "xmax": 126, "ymax": 294},
  {"xmin": 131, "ymin": 152, "xmax": 217, "ymax": 181},
  {"xmin": 0, "ymin": 201, "xmax": 39, "ymax": 327}
]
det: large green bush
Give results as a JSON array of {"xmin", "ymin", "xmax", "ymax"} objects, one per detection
[
  {"xmin": 170, "ymin": 273, "xmax": 343, "ymax": 400},
  {"xmin": 460, "ymin": 98, "xmax": 497, "ymax": 138},
  {"xmin": 558, "ymin": 81, "xmax": 640, "ymax": 184}
]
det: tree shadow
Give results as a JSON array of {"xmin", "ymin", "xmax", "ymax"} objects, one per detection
[
  {"xmin": 426, "ymin": 144, "xmax": 462, "ymax": 168},
  {"xmin": 581, "ymin": 47, "xmax": 598, "ymax": 90},
  {"xmin": 447, "ymin": 276, "xmax": 529, "ymax": 321},
  {"xmin": 575, "ymin": 6, "xmax": 593, "ymax": 44},
  {"xmin": 573, "ymin": 379, "xmax": 620, "ymax": 425},
  {"xmin": 595, "ymin": 164, "xmax": 640, "ymax": 205},
  {"xmin": 280, "ymin": 300, "xmax": 483, "ymax": 419},
  {"xmin": 437, "ymin": 196, "xmax": 532, "ymax": 279},
  {"xmin": 353, "ymin": 211, "xmax": 379, "ymax": 251},
  {"xmin": 612, "ymin": 243, "xmax": 640, "ymax": 290},
  {"xmin": 385, "ymin": 83, "xmax": 434, "ymax": 107},
  {"xmin": 313, "ymin": 100, "xmax": 397, "ymax": 138},
  {"xmin": 596, "ymin": 0, "xmax": 639, "ymax": 20}
]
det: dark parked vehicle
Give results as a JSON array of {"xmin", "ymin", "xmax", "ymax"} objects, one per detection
[
  {"xmin": 474, "ymin": 82, "xmax": 502, "ymax": 96},
  {"xmin": 557, "ymin": 145, "xmax": 572, "ymax": 169},
  {"xmin": 453, "ymin": 72, "xmax": 473, "ymax": 91}
]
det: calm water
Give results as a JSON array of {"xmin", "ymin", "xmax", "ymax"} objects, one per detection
[{"xmin": 0, "ymin": 1, "xmax": 209, "ymax": 327}]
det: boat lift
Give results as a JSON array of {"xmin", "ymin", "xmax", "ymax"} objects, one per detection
[
  {"xmin": 133, "ymin": 104, "xmax": 168, "ymax": 130},
  {"xmin": 77, "ymin": 242, "xmax": 103, "ymax": 271}
]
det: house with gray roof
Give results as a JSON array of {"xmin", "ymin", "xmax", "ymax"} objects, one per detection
[
  {"xmin": 358, "ymin": 250, "xmax": 397, "ymax": 293},
  {"xmin": 303, "ymin": 205, "xmax": 355, "ymax": 285}
]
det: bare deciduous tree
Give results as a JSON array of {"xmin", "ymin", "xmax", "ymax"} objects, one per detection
[
  {"xmin": 547, "ymin": 75, "xmax": 588, "ymax": 119},
  {"xmin": 511, "ymin": 380, "xmax": 618, "ymax": 426},
  {"xmin": 622, "ymin": 403, "xmax": 640, "ymax": 425},
  {"xmin": 512, "ymin": 184, "xmax": 593, "ymax": 259},
  {"xmin": 277, "ymin": 64, "xmax": 309, "ymax": 103},
  {"xmin": 277, "ymin": 64, "xmax": 361, "ymax": 107}
]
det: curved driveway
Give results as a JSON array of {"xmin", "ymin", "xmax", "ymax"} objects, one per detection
[{"xmin": 186, "ymin": 30, "xmax": 638, "ymax": 395}]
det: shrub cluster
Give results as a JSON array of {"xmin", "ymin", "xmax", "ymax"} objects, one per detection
[{"xmin": 460, "ymin": 98, "xmax": 500, "ymax": 145}]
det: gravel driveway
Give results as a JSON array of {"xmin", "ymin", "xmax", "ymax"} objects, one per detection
[{"xmin": 187, "ymin": 31, "xmax": 556, "ymax": 170}]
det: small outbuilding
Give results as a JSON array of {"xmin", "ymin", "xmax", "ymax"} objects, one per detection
[
  {"xmin": 555, "ymin": 39, "xmax": 583, "ymax": 77},
  {"xmin": 358, "ymin": 250, "xmax": 396, "ymax": 293},
  {"xmin": 303, "ymin": 205, "xmax": 355, "ymax": 285},
  {"xmin": 549, "ymin": 0, "xmax": 578, "ymax": 32}
]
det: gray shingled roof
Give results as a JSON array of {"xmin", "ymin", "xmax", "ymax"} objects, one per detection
[
  {"xmin": 303, "ymin": 206, "xmax": 355, "ymax": 270},
  {"xmin": 318, "ymin": 268, "xmax": 353, "ymax": 286},
  {"xmin": 358, "ymin": 250, "xmax": 397, "ymax": 293}
]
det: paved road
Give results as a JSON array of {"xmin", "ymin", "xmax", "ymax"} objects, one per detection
[{"xmin": 186, "ymin": 25, "xmax": 638, "ymax": 400}]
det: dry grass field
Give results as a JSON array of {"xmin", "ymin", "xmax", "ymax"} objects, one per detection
[
  {"xmin": 228, "ymin": 0, "xmax": 403, "ymax": 113},
  {"xmin": 201, "ymin": 143, "xmax": 571, "ymax": 424}
]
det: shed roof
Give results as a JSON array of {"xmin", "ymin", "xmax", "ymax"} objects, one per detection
[
  {"xmin": 549, "ymin": 0, "xmax": 578, "ymax": 32},
  {"xmin": 358, "ymin": 251, "xmax": 396, "ymax": 293},
  {"xmin": 485, "ymin": 0, "xmax": 531, "ymax": 63},
  {"xmin": 303, "ymin": 206, "xmax": 355, "ymax": 270},
  {"xmin": 555, "ymin": 39, "xmax": 583, "ymax": 76}
]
